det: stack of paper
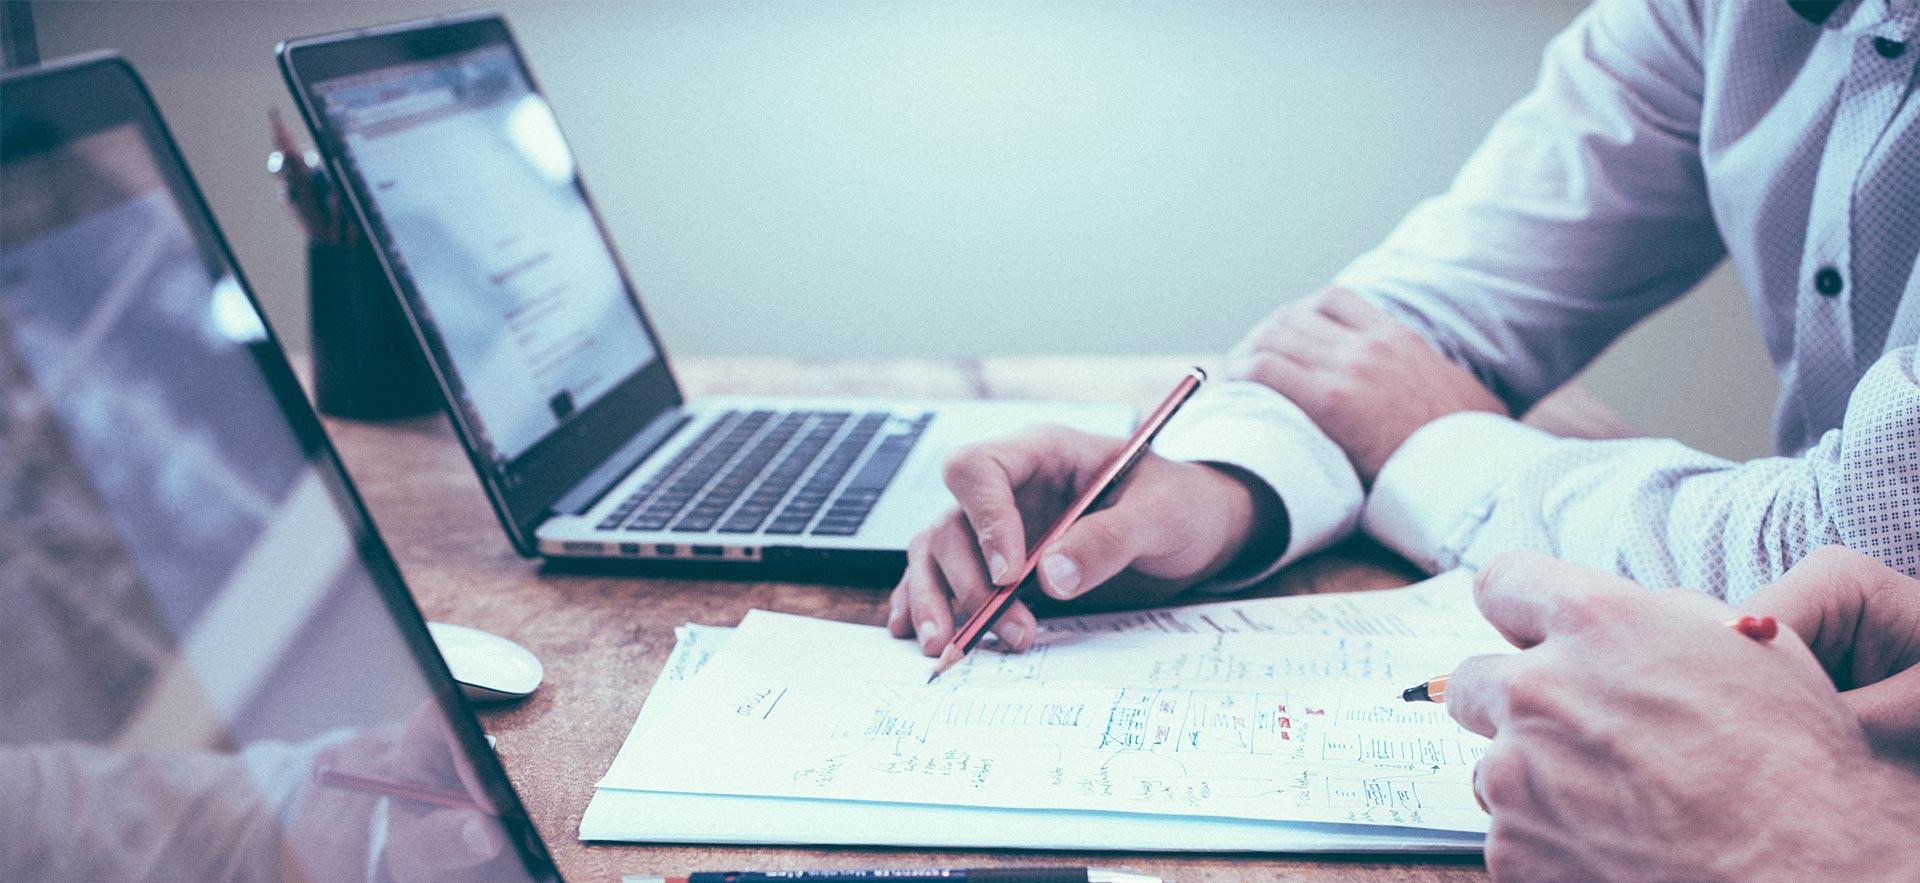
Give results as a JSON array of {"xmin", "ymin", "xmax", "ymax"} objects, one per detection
[{"xmin": 583, "ymin": 570, "xmax": 1505, "ymax": 853}]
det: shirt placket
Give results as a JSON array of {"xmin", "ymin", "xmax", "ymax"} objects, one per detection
[{"xmin": 1794, "ymin": 16, "xmax": 1916, "ymax": 437}]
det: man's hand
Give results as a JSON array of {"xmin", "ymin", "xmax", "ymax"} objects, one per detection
[
  {"xmin": 1230, "ymin": 287, "xmax": 1504, "ymax": 482},
  {"xmin": 301, "ymin": 706, "xmax": 509, "ymax": 882},
  {"xmin": 1742, "ymin": 545, "xmax": 1920, "ymax": 763},
  {"xmin": 886, "ymin": 425, "xmax": 1280, "ymax": 655},
  {"xmin": 1446, "ymin": 551, "xmax": 1920, "ymax": 882}
]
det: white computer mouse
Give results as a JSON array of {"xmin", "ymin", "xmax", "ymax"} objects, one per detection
[{"xmin": 426, "ymin": 622, "xmax": 544, "ymax": 703}]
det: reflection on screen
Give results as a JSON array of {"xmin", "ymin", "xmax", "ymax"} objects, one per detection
[
  {"xmin": 0, "ymin": 124, "xmax": 538, "ymax": 881},
  {"xmin": 314, "ymin": 46, "xmax": 658, "ymax": 466}
]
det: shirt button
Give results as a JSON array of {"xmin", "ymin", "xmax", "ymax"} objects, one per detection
[
  {"xmin": 1814, "ymin": 266, "xmax": 1844, "ymax": 297},
  {"xmin": 1874, "ymin": 37, "xmax": 1907, "ymax": 59}
]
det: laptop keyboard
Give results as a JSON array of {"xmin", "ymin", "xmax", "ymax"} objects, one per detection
[{"xmin": 594, "ymin": 409, "xmax": 932, "ymax": 539}]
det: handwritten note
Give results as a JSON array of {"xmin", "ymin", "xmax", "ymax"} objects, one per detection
[{"xmin": 599, "ymin": 572, "xmax": 1503, "ymax": 834}]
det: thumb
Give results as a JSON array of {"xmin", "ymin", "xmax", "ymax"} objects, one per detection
[
  {"xmin": 1842, "ymin": 666, "xmax": 1920, "ymax": 760},
  {"xmin": 1035, "ymin": 508, "xmax": 1152, "ymax": 600}
]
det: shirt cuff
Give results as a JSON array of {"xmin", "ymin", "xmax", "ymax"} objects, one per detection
[
  {"xmin": 1152, "ymin": 380, "xmax": 1364, "ymax": 592},
  {"xmin": 1362, "ymin": 411, "xmax": 1557, "ymax": 572}
]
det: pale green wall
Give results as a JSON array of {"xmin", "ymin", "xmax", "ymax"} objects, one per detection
[{"xmin": 31, "ymin": 0, "xmax": 1779, "ymax": 459}]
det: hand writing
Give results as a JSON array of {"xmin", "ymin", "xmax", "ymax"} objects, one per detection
[
  {"xmin": 886, "ymin": 425, "xmax": 1278, "ymax": 655},
  {"xmin": 1444, "ymin": 551, "xmax": 1920, "ymax": 882}
]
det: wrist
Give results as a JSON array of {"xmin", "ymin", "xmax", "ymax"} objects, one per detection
[
  {"xmin": 1193, "ymin": 462, "xmax": 1289, "ymax": 584},
  {"xmin": 1766, "ymin": 752, "xmax": 1920, "ymax": 881}
]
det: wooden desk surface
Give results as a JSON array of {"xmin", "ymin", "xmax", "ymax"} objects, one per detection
[{"xmin": 317, "ymin": 356, "xmax": 1634, "ymax": 883}]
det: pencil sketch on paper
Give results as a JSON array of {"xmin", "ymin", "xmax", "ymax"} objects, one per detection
[{"xmin": 602, "ymin": 574, "xmax": 1503, "ymax": 833}]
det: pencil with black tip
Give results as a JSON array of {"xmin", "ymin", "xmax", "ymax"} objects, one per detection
[{"xmin": 927, "ymin": 367, "xmax": 1207, "ymax": 683}]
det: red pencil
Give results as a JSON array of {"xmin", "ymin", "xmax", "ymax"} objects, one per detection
[
  {"xmin": 1399, "ymin": 615, "xmax": 1782, "ymax": 703},
  {"xmin": 927, "ymin": 368, "xmax": 1207, "ymax": 683},
  {"xmin": 314, "ymin": 765, "xmax": 491, "ymax": 814}
]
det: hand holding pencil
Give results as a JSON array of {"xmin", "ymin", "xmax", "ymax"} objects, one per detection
[
  {"xmin": 888, "ymin": 369, "xmax": 1287, "ymax": 664},
  {"xmin": 1418, "ymin": 549, "xmax": 1920, "ymax": 881}
]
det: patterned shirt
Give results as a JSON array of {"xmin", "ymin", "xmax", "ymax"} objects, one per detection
[{"xmin": 1158, "ymin": 0, "xmax": 1920, "ymax": 602}]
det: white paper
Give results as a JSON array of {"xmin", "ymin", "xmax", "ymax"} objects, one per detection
[
  {"xmin": 582, "ymin": 616, "xmax": 1480, "ymax": 852},
  {"xmin": 597, "ymin": 572, "xmax": 1501, "ymax": 835},
  {"xmin": 580, "ymin": 787, "xmax": 1484, "ymax": 852}
]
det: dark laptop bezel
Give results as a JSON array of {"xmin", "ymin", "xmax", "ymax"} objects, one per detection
[
  {"xmin": 277, "ymin": 11, "xmax": 685, "ymax": 556},
  {"xmin": 0, "ymin": 52, "xmax": 561, "ymax": 881}
]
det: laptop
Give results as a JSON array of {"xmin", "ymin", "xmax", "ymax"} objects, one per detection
[
  {"xmin": 276, "ymin": 12, "xmax": 1133, "ymax": 575},
  {"xmin": 0, "ymin": 53, "xmax": 558, "ymax": 881}
]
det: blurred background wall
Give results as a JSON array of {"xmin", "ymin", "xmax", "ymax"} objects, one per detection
[{"xmin": 30, "ymin": 0, "xmax": 1779, "ymax": 459}]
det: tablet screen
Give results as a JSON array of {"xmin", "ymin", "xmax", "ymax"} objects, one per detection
[{"xmin": 0, "ymin": 58, "xmax": 555, "ymax": 882}]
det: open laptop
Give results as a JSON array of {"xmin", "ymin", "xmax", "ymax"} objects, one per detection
[
  {"xmin": 0, "ymin": 53, "xmax": 558, "ymax": 880},
  {"xmin": 277, "ymin": 12, "xmax": 1132, "ymax": 574}
]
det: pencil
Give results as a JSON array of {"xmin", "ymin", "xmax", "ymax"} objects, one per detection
[
  {"xmin": 1398, "ymin": 614, "xmax": 1780, "ymax": 703},
  {"xmin": 314, "ymin": 765, "xmax": 491, "ymax": 814},
  {"xmin": 927, "ymin": 367, "xmax": 1208, "ymax": 683}
]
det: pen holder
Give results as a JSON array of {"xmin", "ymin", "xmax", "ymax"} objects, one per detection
[{"xmin": 308, "ymin": 237, "xmax": 439, "ymax": 420}]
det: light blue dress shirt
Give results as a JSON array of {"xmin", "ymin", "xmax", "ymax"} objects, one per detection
[{"xmin": 1161, "ymin": 0, "xmax": 1920, "ymax": 602}]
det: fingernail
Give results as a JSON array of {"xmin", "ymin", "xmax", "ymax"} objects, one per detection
[
  {"xmin": 463, "ymin": 815, "xmax": 493, "ymax": 855},
  {"xmin": 1002, "ymin": 620, "xmax": 1032, "ymax": 648},
  {"xmin": 987, "ymin": 551, "xmax": 1010, "ymax": 583},
  {"xmin": 919, "ymin": 620, "xmax": 942, "ymax": 651},
  {"xmin": 1041, "ymin": 553, "xmax": 1080, "ymax": 596}
]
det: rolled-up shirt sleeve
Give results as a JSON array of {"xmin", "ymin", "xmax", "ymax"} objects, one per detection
[
  {"xmin": 1363, "ymin": 347, "xmax": 1920, "ymax": 603},
  {"xmin": 1334, "ymin": 0, "xmax": 1727, "ymax": 413}
]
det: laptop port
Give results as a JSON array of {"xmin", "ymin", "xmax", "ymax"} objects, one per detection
[
  {"xmin": 656, "ymin": 544, "xmax": 678, "ymax": 556},
  {"xmin": 690, "ymin": 545, "xmax": 726, "ymax": 557},
  {"xmin": 618, "ymin": 543, "xmax": 641, "ymax": 555}
]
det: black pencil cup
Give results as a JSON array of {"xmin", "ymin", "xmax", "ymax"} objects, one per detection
[{"xmin": 308, "ymin": 238, "xmax": 439, "ymax": 420}]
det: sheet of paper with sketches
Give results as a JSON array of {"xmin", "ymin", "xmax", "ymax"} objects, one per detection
[
  {"xmin": 588, "ymin": 570, "xmax": 1503, "ymax": 843},
  {"xmin": 582, "ymin": 618, "xmax": 1482, "ymax": 851}
]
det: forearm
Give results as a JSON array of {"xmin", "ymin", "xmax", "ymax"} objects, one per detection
[
  {"xmin": 1334, "ymin": 0, "xmax": 1723, "ymax": 412},
  {"xmin": 1365, "ymin": 350, "xmax": 1920, "ymax": 601}
]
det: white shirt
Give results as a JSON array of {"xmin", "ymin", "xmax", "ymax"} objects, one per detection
[{"xmin": 1157, "ymin": 0, "xmax": 1920, "ymax": 603}]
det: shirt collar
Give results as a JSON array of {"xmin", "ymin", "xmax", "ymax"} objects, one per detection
[{"xmin": 1790, "ymin": 0, "xmax": 1917, "ymax": 39}]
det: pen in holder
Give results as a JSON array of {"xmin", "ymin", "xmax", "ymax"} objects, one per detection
[
  {"xmin": 272, "ymin": 108, "xmax": 437, "ymax": 420},
  {"xmin": 307, "ymin": 233, "xmax": 439, "ymax": 420}
]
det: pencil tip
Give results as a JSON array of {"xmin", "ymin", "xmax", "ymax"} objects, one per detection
[
  {"xmin": 1400, "ymin": 683, "xmax": 1429, "ymax": 702},
  {"xmin": 926, "ymin": 645, "xmax": 962, "ymax": 684}
]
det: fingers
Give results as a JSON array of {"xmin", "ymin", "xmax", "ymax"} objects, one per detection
[
  {"xmin": 1230, "ymin": 350, "xmax": 1317, "ymax": 401},
  {"xmin": 1842, "ymin": 666, "xmax": 1920, "ymax": 758},
  {"xmin": 1313, "ymin": 286, "xmax": 1394, "ymax": 330},
  {"xmin": 1742, "ymin": 545, "xmax": 1920, "ymax": 683},
  {"xmin": 900, "ymin": 535, "xmax": 958, "ymax": 655},
  {"xmin": 1740, "ymin": 545, "xmax": 1873, "ymax": 659},
  {"xmin": 890, "ymin": 513, "xmax": 1038, "ymax": 656},
  {"xmin": 1034, "ymin": 507, "xmax": 1156, "ymax": 601},
  {"xmin": 942, "ymin": 429, "xmax": 1094, "ymax": 584},
  {"xmin": 1443, "ymin": 652, "xmax": 1526, "ymax": 737},
  {"xmin": 1472, "ymin": 551, "xmax": 1643, "ymax": 649},
  {"xmin": 930, "ymin": 515, "xmax": 1037, "ymax": 650}
]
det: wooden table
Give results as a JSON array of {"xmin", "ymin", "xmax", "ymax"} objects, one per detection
[{"xmin": 317, "ymin": 356, "xmax": 1635, "ymax": 883}]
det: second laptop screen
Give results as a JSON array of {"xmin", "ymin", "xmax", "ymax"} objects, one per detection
[{"xmin": 313, "ymin": 45, "xmax": 658, "ymax": 466}]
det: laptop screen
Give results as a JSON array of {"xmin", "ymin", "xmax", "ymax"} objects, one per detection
[
  {"xmin": 0, "ymin": 56, "xmax": 555, "ymax": 881},
  {"xmin": 285, "ymin": 16, "xmax": 685, "ymax": 551},
  {"xmin": 310, "ymin": 44, "xmax": 659, "ymax": 465}
]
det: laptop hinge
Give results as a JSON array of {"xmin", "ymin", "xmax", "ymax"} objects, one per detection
[{"xmin": 550, "ymin": 409, "xmax": 693, "ymax": 518}]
